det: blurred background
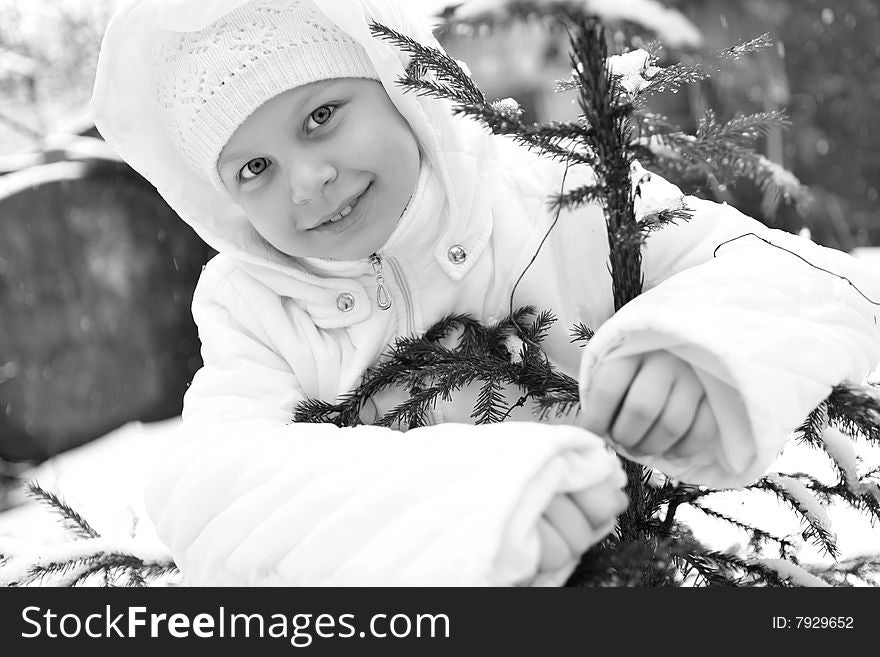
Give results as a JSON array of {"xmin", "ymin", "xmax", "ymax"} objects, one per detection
[{"xmin": 1, "ymin": 0, "xmax": 878, "ymax": 487}]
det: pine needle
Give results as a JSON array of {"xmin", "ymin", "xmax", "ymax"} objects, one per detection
[{"xmin": 25, "ymin": 481, "xmax": 100, "ymax": 540}]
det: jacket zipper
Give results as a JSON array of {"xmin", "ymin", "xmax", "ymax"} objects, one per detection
[
  {"xmin": 371, "ymin": 252, "xmax": 435, "ymax": 424},
  {"xmin": 369, "ymin": 253, "xmax": 393, "ymax": 311},
  {"xmin": 370, "ymin": 253, "xmax": 417, "ymax": 336},
  {"xmin": 384, "ymin": 255, "xmax": 416, "ymax": 336}
]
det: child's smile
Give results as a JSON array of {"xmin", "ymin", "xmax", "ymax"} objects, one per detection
[
  {"xmin": 217, "ymin": 78, "xmax": 421, "ymax": 261},
  {"xmin": 306, "ymin": 181, "xmax": 371, "ymax": 233}
]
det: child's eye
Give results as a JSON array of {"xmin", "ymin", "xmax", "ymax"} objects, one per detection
[
  {"xmin": 238, "ymin": 157, "xmax": 270, "ymax": 182},
  {"xmin": 306, "ymin": 104, "xmax": 336, "ymax": 131}
]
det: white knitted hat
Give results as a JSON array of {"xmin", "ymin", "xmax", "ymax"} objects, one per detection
[{"xmin": 155, "ymin": 0, "xmax": 378, "ymax": 191}]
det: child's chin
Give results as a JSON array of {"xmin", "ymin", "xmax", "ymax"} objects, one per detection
[{"xmin": 308, "ymin": 244, "xmax": 380, "ymax": 262}]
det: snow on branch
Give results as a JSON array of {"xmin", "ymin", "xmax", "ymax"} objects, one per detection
[
  {"xmin": 758, "ymin": 558, "xmax": 831, "ymax": 587},
  {"xmin": 760, "ymin": 474, "xmax": 837, "ymax": 558},
  {"xmin": 0, "ymin": 481, "xmax": 179, "ymax": 587},
  {"xmin": 0, "ymin": 536, "xmax": 178, "ymax": 587}
]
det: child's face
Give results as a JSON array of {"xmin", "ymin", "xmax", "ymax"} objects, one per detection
[{"xmin": 218, "ymin": 78, "xmax": 421, "ymax": 260}]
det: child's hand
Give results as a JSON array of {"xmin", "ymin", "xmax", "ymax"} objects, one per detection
[
  {"xmin": 579, "ymin": 350, "xmax": 720, "ymax": 459},
  {"xmin": 536, "ymin": 485, "xmax": 628, "ymax": 574}
]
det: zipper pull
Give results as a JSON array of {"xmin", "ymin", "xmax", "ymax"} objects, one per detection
[{"xmin": 370, "ymin": 253, "xmax": 393, "ymax": 310}]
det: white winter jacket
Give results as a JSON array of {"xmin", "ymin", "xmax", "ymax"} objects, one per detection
[{"xmin": 91, "ymin": 0, "xmax": 880, "ymax": 586}]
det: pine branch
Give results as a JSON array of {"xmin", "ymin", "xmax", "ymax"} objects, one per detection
[
  {"xmin": 550, "ymin": 183, "xmax": 603, "ymax": 211},
  {"xmin": 644, "ymin": 478, "xmax": 685, "ymax": 527},
  {"xmin": 569, "ymin": 322, "xmax": 594, "ymax": 346},
  {"xmin": 795, "ymin": 401, "xmax": 830, "ymax": 448},
  {"xmin": 640, "ymin": 207, "xmax": 694, "ymax": 235},
  {"xmin": 689, "ymin": 501, "xmax": 793, "ymax": 551},
  {"xmin": 641, "ymin": 109, "xmax": 796, "ymax": 192},
  {"xmin": 700, "ymin": 110, "xmax": 790, "ymax": 145},
  {"xmin": 783, "ymin": 471, "xmax": 880, "ymax": 525},
  {"xmin": 826, "ymin": 382, "xmax": 880, "ymax": 445},
  {"xmin": 372, "ymin": 22, "xmax": 597, "ymax": 169},
  {"xmin": 379, "ymin": 381, "xmax": 455, "ymax": 429},
  {"xmin": 753, "ymin": 476, "xmax": 839, "ymax": 558},
  {"xmin": 371, "ymin": 21, "xmax": 599, "ymax": 169},
  {"xmin": 296, "ymin": 310, "xmax": 550, "ymax": 428},
  {"xmin": 23, "ymin": 552, "xmax": 178, "ymax": 588},
  {"xmin": 805, "ymin": 555, "xmax": 880, "ymax": 587},
  {"xmin": 568, "ymin": 535, "xmax": 687, "ymax": 586},
  {"xmin": 637, "ymin": 34, "xmax": 774, "ymax": 98},
  {"xmin": 369, "ymin": 22, "xmax": 485, "ymax": 105},
  {"xmin": 697, "ymin": 110, "xmax": 790, "ymax": 148},
  {"xmin": 533, "ymin": 389, "xmax": 580, "ymax": 420},
  {"xmin": 473, "ymin": 377, "xmax": 509, "ymax": 424},
  {"xmin": 291, "ymin": 398, "xmax": 353, "ymax": 426},
  {"xmin": 680, "ymin": 550, "xmax": 749, "ymax": 587},
  {"xmin": 566, "ymin": 19, "xmax": 643, "ymax": 313},
  {"xmin": 1, "ymin": 535, "xmax": 180, "ymax": 588},
  {"xmin": 684, "ymin": 549, "xmax": 790, "ymax": 587},
  {"xmin": 25, "ymin": 481, "xmax": 100, "ymax": 540},
  {"xmin": 524, "ymin": 309, "xmax": 557, "ymax": 345},
  {"xmin": 452, "ymin": 104, "xmax": 599, "ymax": 166}
]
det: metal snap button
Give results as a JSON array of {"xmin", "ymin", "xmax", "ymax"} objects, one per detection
[
  {"xmin": 447, "ymin": 244, "xmax": 467, "ymax": 264},
  {"xmin": 336, "ymin": 292, "xmax": 355, "ymax": 312}
]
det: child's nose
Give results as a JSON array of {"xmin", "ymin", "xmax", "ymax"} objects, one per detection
[{"xmin": 288, "ymin": 158, "xmax": 337, "ymax": 205}]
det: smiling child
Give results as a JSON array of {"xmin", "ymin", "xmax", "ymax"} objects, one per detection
[{"xmin": 91, "ymin": 0, "xmax": 880, "ymax": 586}]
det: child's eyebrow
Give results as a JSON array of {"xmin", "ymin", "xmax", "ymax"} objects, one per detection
[{"xmin": 218, "ymin": 80, "xmax": 340, "ymax": 166}]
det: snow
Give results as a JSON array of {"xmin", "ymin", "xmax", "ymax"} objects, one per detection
[
  {"xmin": 758, "ymin": 558, "xmax": 831, "ymax": 587},
  {"xmin": 0, "ymin": 535, "xmax": 176, "ymax": 587},
  {"xmin": 630, "ymin": 161, "xmax": 687, "ymax": 219},
  {"xmin": 491, "ymin": 97, "xmax": 524, "ymax": 119},
  {"xmin": 503, "ymin": 335, "xmax": 525, "ymax": 363},
  {"xmin": 0, "ymin": 419, "xmax": 178, "ymax": 550},
  {"xmin": 764, "ymin": 473, "xmax": 833, "ymax": 536},
  {"xmin": 820, "ymin": 426, "xmax": 860, "ymax": 492},
  {"xmin": 678, "ymin": 435, "xmax": 880, "ymax": 568},
  {"xmin": 850, "ymin": 247, "xmax": 880, "ymax": 279},
  {"xmin": 606, "ymin": 49, "xmax": 660, "ymax": 95},
  {"xmin": 755, "ymin": 154, "xmax": 804, "ymax": 195}
]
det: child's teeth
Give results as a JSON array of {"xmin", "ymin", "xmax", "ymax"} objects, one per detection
[
  {"xmin": 327, "ymin": 204, "xmax": 353, "ymax": 224},
  {"xmin": 324, "ymin": 195, "xmax": 362, "ymax": 226}
]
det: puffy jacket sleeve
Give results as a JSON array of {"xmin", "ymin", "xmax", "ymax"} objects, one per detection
[
  {"xmin": 146, "ymin": 263, "xmax": 625, "ymax": 586},
  {"xmin": 578, "ymin": 171, "xmax": 880, "ymax": 488}
]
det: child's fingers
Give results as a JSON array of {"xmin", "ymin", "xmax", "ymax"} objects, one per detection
[
  {"xmin": 536, "ymin": 516, "xmax": 575, "ymax": 572},
  {"xmin": 627, "ymin": 363, "xmax": 703, "ymax": 456},
  {"xmin": 608, "ymin": 353, "xmax": 679, "ymax": 449},
  {"xmin": 666, "ymin": 396, "xmax": 719, "ymax": 459},
  {"xmin": 569, "ymin": 485, "xmax": 629, "ymax": 529},
  {"xmin": 543, "ymin": 493, "xmax": 594, "ymax": 554},
  {"xmin": 536, "ymin": 486, "xmax": 628, "ymax": 577},
  {"xmin": 579, "ymin": 355, "xmax": 643, "ymax": 438}
]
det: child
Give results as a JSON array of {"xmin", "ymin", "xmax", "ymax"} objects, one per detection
[{"xmin": 91, "ymin": 0, "xmax": 880, "ymax": 586}]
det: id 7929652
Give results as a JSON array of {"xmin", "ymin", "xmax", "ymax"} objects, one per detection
[{"xmin": 772, "ymin": 616, "xmax": 855, "ymax": 630}]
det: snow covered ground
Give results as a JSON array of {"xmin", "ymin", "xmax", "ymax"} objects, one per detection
[{"xmin": 0, "ymin": 419, "xmax": 178, "ymax": 564}]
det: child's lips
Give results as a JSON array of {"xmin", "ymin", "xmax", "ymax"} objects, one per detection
[{"xmin": 308, "ymin": 185, "xmax": 371, "ymax": 232}]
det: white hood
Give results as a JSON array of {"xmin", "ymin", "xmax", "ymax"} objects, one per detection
[{"xmin": 91, "ymin": 0, "xmax": 500, "ymax": 296}]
